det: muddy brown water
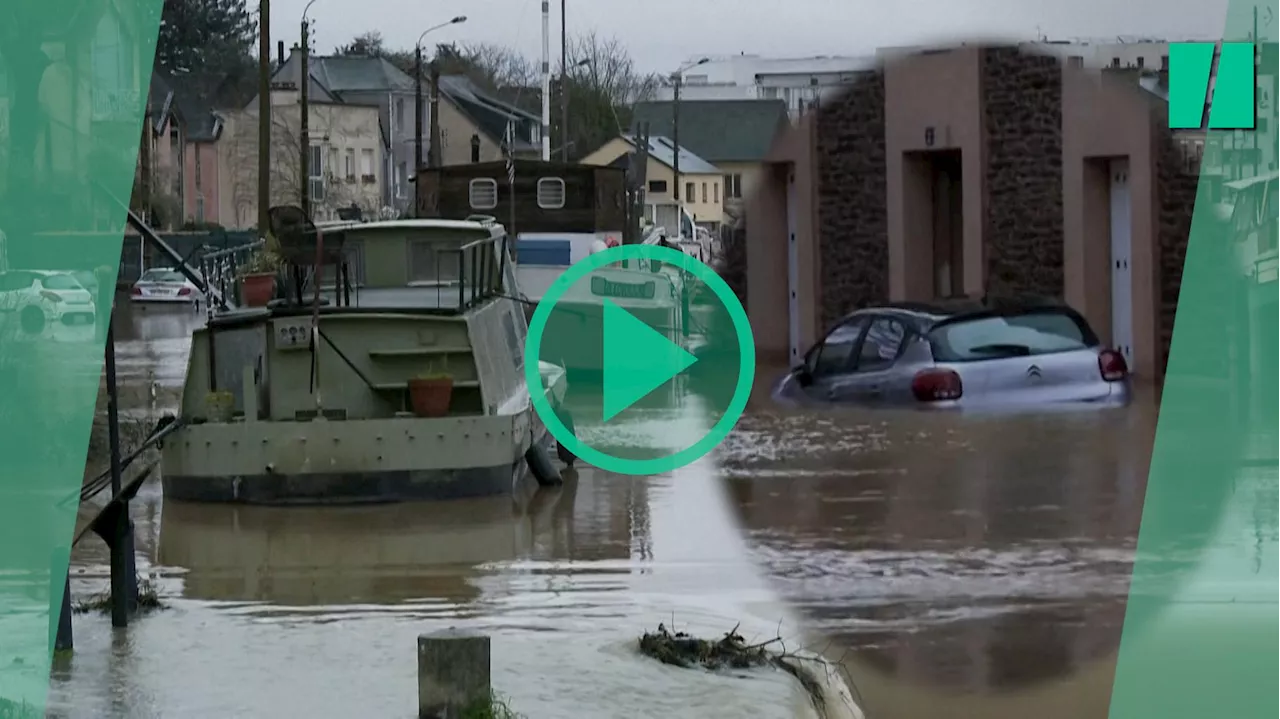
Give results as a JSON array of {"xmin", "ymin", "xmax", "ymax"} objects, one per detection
[{"xmin": 53, "ymin": 297, "xmax": 1175, "ymax": 718}]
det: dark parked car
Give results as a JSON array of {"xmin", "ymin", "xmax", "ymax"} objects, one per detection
[{"xmin": 773, "ymin": 298, "xmax": 1132, "ymax": 411}]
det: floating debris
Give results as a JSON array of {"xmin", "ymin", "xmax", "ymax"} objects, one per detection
[
  {"xmin": 72, "ymin": 576, "xmax": 165, "ymax": 615},
  {"xmin": 638, "ymin": 623, "xmax": 845, "ymax": 719}
]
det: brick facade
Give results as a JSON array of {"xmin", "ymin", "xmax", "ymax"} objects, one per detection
[
  {"xmin": 980, "ymin": 47, "xmax": 1065, "ymax": 299},
  {"xmin": 813, "ymin": 71, "xmax": 890, "ymax": 329}
]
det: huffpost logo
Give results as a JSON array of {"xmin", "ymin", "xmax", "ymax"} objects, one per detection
[{"xmin": 1169, "ymin": 42, "xmax": 1258, "ymax": 129}]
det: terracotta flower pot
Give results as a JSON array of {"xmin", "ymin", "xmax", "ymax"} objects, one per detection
[
  {"xmin": 240, "ymin": 272, "xmax": 276, "ymax": 307},
  {"xmin": 408, "ymin": 377, "xmax": 454, "ymax": 417}
]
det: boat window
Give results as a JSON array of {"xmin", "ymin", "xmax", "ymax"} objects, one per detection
[
  {"xmin": 536, "ymin": 177, "xmax": 566, "ymax": 209},
  {"xmin": 408, "ymin": 240, "xmax": 462, "ymax": 283},
  {"xmin": 468, "ymin": 178, "xmax": 499, "ymax": 210}
]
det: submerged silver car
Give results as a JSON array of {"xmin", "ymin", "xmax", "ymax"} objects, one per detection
[{"xmin": 774, "ymin": 299, "xmax": 1131, "ymax": 411}]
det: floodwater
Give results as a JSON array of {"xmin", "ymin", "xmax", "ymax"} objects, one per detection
[{"xmin": 49, "ymin": 297, "xmax": 1270, "ymax": 718}]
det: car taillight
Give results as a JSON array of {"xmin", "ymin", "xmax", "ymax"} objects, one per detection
[
  {"xmin": 1098, "ymin": 350, "xmax": 1128, "ymax": 382},
  {"xmin": 178, "ymin": 286, "xmax": 192, "ymax": 296},
  {"xmin": 131, "ymin": 286, "xmax": 142, "ymax": 295},
  {"xmin": 39, "ymin": 290, "xmax": 62, "ymax": 303},
  {"xmin": 911, "ymin": 369, "xmax": 963, "ymax": 402}
]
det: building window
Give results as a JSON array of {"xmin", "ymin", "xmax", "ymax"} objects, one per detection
[
  {"xmin": 396, "ymin": 98, "xmax": 406, "ymax": 131},
  {"xmin": 724, "ymin": 173, "xmax": 743, "ymax": 199},
  {"xmin": 1068, "ymin": 56, "xmax": 1084, "ymax": 69},
  {"xmin": 396, "ymin": 162, "xmax": 406, "ymax": 198},
  {"xmin": 536, "ymin": 177, "xmax": 566, "ymax": 209},
  {"xmin": 1136, "ymin": 56, "xmax": 1145, "ymax": 68},
  {"xmin": 700, "ymin": 182, "xmax": 707, "ymax": 203},
  {"xmin": 308, "ymin": 144, "xmax": 324, "ymax": 202},
  {"xmin": 1162, "ymin": 55, "xmax": 1170, "ymax": 70},
  {"xmin": 195, "ymin": 196, "xmax": 205, "ymax": 223},
  {"xmin": 469, "ymin": 178, "xmax": 499, "ymax": 210},
  {"xmin": 685, "ymin": 182, "xmax": 695, "ymax": 200},
  {"xmin": 360, "ymin": 148, "xmax": 376, "ymax": 182},
  {"xmin": 344, "ymin": 148, "xmax": 355, "ymax": 179},
  {"xmin": 470, "ymin": 134, "xmax": 481, "ymax": 163},
  {"xmin": 647, "ymin": 180, "xmax": 667, "ymax": 194},
  {"xmin": 328, "ymin": 147, "xmax": 339, "ymax": 178},
  {"xmin": 1111, "ymin": 57, "xmax": 1121, "ymax": 68},
  {"xmin": 713, "ymin": 183, "xmax": 719, "ymax": 203}
]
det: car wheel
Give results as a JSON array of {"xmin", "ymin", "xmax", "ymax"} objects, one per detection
[{"xmin": 20, "ymin": 305, "xmax": 46, "ymax": 335}]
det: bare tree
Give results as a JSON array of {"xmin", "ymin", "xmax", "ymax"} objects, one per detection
[
  {"xmin": 552, "ymin": 31, "xmax": 659, "ymax": 159},
  {"xmin": 566, "ymin": 32, "xmax": 660, "ymax": 109}
]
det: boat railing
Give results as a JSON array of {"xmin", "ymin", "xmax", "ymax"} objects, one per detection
[
  {"xmin": 439, "ymin": 233, "xmax": 510, "ymax": 310},
  {"xmin": 198, "ymin": 240, "xmax": 266, "ymax": 315}
]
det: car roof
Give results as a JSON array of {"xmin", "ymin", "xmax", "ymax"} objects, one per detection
[{"xmin": 841, "ymin": 296, "xmax": 1075, "ymax": 328}]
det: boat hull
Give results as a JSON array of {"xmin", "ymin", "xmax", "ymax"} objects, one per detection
[
  {"xmin": 160, "ymin": 403, "xmax": 559, "ymax": 505},
  {"xmin": 158, "ymin": 424, "xmax": 550, "ymax": 504},
  {"xmin": 161, "ymin": 421, "xmax": 555, "ymax": 506}
]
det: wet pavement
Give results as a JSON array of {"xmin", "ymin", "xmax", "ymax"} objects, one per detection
[{"xmin": 49, "ymin": 296, "xmax": 1270, "ymax": 718}]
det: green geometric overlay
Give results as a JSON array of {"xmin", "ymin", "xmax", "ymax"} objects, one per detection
[
  {"xmin": 1110, "ymin": 4, "xmax": 1278, "ymax": 719},
  {"xmin": 0, "ymin": 1, "xmax": 161, "ymax": 713}
]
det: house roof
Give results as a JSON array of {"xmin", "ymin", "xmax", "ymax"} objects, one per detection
[
  {"xmin": 308, "ymin": 55, "xmax": 415, "ymax": 93},
  {"xmin": 437, "ymin": 75, "xmax": 539, "ymax": 150},
  {"xmin": 620, "ymin": 134, "xmax": 720, "ymax": 174},
  {"xmin": 629, "ymin": 99, "xmax": 789, "ymax": 163},
  {"xmin": 165, "ymin": 74, "xmax": 225, "ymax": 142}
]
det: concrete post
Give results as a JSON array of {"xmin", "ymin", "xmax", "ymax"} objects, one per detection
[{"xmin": 417, "ymin": 629, "xmax": 491, "ymax": 718}]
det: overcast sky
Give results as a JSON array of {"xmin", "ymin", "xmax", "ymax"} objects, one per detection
[{"xmin": 268, "ymin": 0, "xmax": 1229, "ymax": 74}]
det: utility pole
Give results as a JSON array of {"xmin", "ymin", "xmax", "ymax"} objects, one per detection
[
  {"xmin": 258, "ymin": 0, "xmax": 272, "ymax": 237},
  {"xmin": 300, "ymin": 17, "xmax": 312, "ymax": 217},
  {"xmin": 428, "ymin": 61, "xmax": 442, "ymax": 168},
  {"xmin": 559, "ymin": 0, "xmax": 569, "ymax": 161},
  {"xmin": 540, "ymin": 0, "xmax": 551, "ymax": 160},
  {"xmin": 671, "ymin": 73, "xmax": 681, "ymax": 202},
  {"xmin": 415, "ymin": 44, "xmax": 425, "ymax": 173}
]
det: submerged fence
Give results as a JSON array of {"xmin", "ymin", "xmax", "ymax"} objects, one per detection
[{"xmin": 16, "ymin": 230, "xmax": 257, "ymax": 285}]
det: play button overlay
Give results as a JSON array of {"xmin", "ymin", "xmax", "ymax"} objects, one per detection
[
  {"xmin": 601, "ymin": 299, "xmax": 698, "ymax": 422},
  {"xmin": 525, "ymin": 244, "xmax": 755, "ymax": 476}
]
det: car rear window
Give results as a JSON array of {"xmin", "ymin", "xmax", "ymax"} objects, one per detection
[
  {"xmin": 40, "ymin": 274, "xmax": 83, "ymax": 290},
  {"xmin": 928, "ymin": 309, "xmax": 1096, "ymax": 362},
  {"xmin": 140, "ymin": 270, "xmax": 186, "ymax": 283}
]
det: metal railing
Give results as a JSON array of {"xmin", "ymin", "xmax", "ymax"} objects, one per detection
[
  {"xmin": 198, "ymin": 240, "xmax": 266, "ymax": 315},
  {"xmin": 438, "ymin": 233, "xmax": 510, "ymax": 310}
]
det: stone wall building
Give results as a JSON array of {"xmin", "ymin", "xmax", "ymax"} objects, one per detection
[{"xmin": 746, "ymin": 44, "xmax": 1198, "ymax": 382}]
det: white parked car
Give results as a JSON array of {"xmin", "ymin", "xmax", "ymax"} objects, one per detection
[
  {"xmin": 130, "ymin": 267, "xmax": 201, "ymax": 304},
  {"xmin": 0, "ymin": 269, "xmax": 97, "ymax": 335}
]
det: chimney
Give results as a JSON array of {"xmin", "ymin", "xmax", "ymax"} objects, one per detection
[{"xmin": 277, "ymin": 41, "xmax": 285, "ymax": 70}]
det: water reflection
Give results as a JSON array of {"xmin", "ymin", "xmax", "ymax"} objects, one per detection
[
  {"xmin": 719, "ymin": 399, "xmax": 1159, "ymax": 718},
  {"xmin": 156, "ymin": 481, "xmax": 581, "ymax": 607}
]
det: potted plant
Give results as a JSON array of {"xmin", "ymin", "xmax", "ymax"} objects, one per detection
[
  {"xmin": 407, "ymin": 361, "xmax": 454, "ymax": 418},
  {"xmin": 237, "ymin": 248, "xmax": 282, "ymax": 307}
]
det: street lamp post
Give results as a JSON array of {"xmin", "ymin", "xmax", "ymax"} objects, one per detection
[
  {"xmin": 415, "ymin": 16, "xmax": 467, "ymax": 173},
  {"xmin": 299, "ymin": 0, "xmax": 317, "ymax": 218},
  {"xmin": 670, "ymin": 57, "xmax": 708, "ymax": 205},
  {"xmin": 559, "ymin": 0, "xmax": 568, "ymax": 161}
]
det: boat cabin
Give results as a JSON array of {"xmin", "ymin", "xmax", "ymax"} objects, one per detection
[
  {"xmin": 184, "ymin": 217, "xmax": 528, "ymax": 426},
  {"xmin": 414, "ymin": 160, "xmax": 628, "ymax": 236}
]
